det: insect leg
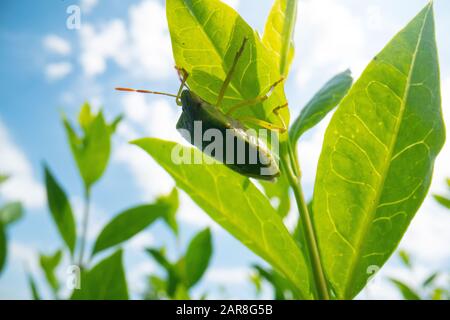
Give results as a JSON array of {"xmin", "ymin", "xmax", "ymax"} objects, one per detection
[
  {"xmin": 237, "ymin": 103, "xmax": 288, "ymax": 133},
  {"xmin": 216, "ymin": 37, "xmax": 249, "ymax": 108},
  {"xmin": 226, "ymin": 77, "xmax": 285, "ymax": 116},
  {"xmin": 175, "ymin": 67, "xmax": 189, "ymax": 106}
]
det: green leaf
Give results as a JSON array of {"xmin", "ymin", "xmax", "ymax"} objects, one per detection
[
  {"xmin": 290, "ymin": 70, "xmax": 353, "ymax": 143},
  {"xmin": 260, "ymin": 173, "xmax": 291, "ymax": 218},
  {"xmin": 44, "ymin": 166, "xmax": 77, "ymax": 255},
  {"xmin": 398, "ymin": 250, "xmax": 412, "ymax": 269},
  {"xmin": 390, "ymin": 278, "xmax": 421, "ymax": 300},
  {"xmin": 262, "ymin": 0, "xmax": 298, "ymax": 77},
  {"xmin": 134, "ymin": 138, "xmax": 313, "ymax": 298},
  {"xmin": 39, "ymin": 250, "xmax": 62, "ymax": 294},
  {"xmin": 0, "ymin": 223, "xmax": 6, "ymax": 274},
  {"xmin": 313, "ymin": 3, "xmax": 445, "ymax": 299},
  {"xmin": 27, "ymin": 272, "xmax": 41, "ymax": 300},
  {"xmin": 145, "ymin": 248, "xmax": 179, "ymax": 297},
  {"xmin": 158, "ymin": 188, "xmax": 180, "ymax": 235},
  {"xmin": 184, "ymin": 228, "xmax": 213, "ymax": 288},
  {"xmin": 254, "ymin": 265, "xmax": 296, "ymax": 300},
  {"xmin": 63, "ymin": 105, "xmax": 112, "ymax": 189},
  {"xmin": 422, "ymin": 272, "xmax": 439, "ymax": 288},
  {"xmin": 166, "ymin": 0, "xmax": 289, "ymax": 127},
  {"xmin": 71, "ymin": 250, "xmax": 128, "ymax": 300},
  {"xmin": 92, "ymin": 193, "xmax": 179, "ymax": 256},
  {"xmin": 0, "ymin": 174, "xmax": 9, "ymax": 185},
  {"xmin": 0, "ymin": 202, "xmax": 23, "ymax": 226},
  {"xmin": 433, "ymin": 195, "xmax": 450, "ymax": 209}
]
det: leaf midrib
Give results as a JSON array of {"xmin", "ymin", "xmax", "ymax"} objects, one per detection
[{"xmin": 342, "ymin": 4, "xmax": 432, "ymax": 299}]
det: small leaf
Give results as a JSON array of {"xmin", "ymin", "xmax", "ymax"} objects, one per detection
[
  {"xmin": 422, "ymin": 272, "xmax": 439, "ymax": 288},
  {"xmin": 146, "ymin": 248, "xmax": 179, "ymax": 297},
  {"xmin": 134, "ymin": 138, "xmax": 313, "ymax": 298},
  {"xmin": 313, "ymin": 3, "xmax": 445, "ymax": 299},
  {"xmin": 39, "ymin": 250, "xmax": 62, "ymax": 294},
  {"xmin": 63, "ymin": 107, "xmax": 111, "ymax": 189},
  {"xmin": 0, "ymin": 174, "xmax": 9, "ymax": 185},
  {"xmin": 0, "ymin": 202, "xmax": 24, "ymax": 226},
  {"xmin": 290, "ymin": 70, "xmax": 353, "ymax": 143},
  {"xmin": 44, "ymin": 166, "xmax": 77, "ymax": 255},
  {"xmin": 263, "ymin": 0, "xmax": 298, "ymax": 76},
  {"xmin": 158, "ymin": 188, "xmax": 180, "ymax": 235},
  {"xmin": 184, "ymin": 228, "xmax": 213, "ymax": 288},
  {"xmin": 390, "ymin": 278, "xmax": 421, "ymax": 300},
  {"xmin": 71, "ymin": 250, "xmax": 128, "ymax": 300},
  {"xmin": 27, "ymin": 272, "xmax": 41, "ymax": 300},
  {"xmin": 433, "ymin": 195, "xmax": 450, "ymax": 209},
  {"xmin": 398, "ymin": 250, "xmax": 412, "ymax": 269},
  {"xmin": 92, "ymin": 196, "xmax": 178, "ymax": 256},
  {"xmin": 0, "ymin": 223, "xmax": 6, "ymax": 274}
]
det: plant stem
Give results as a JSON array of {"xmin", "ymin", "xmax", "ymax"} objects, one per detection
[
  {"xmin": 78, "ymin": 187, "xmax": 91, "ymax": 267},
  {"xmin": 282, "ymin": 141, "xmax": 330, "ymax": 300}
]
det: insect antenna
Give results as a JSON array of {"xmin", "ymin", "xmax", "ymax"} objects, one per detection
[{"xmin": 115, "ymin": 87, "xmax": 178, "ymax": 98}]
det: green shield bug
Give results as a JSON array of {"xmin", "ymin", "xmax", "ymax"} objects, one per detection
[{"xmin": 117, "ymin": 38, "xmax": 287, "ymax": 181}]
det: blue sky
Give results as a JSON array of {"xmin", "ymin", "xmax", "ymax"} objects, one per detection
[{"xmin": 0, "ymin": 0, "xmax": 449, "ymax": 299}]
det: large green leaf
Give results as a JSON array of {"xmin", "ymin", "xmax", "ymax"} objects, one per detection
[
  {"xmin": 39, "ymin": 250, "xmax": 62, "ymax": 294},
  {"xmin": 184, "ymin": 228, "xmax": 212, "ymax": 288},
  {"xmin": 44, "ymin": 166, "xmax": 77, "ymax": 255},
  {"xmin": 262, "ymin": 0, "xmax": 297, "ymax": 77},
  {"xmin": 0, "ymin": 223, "xmax": 5, "ymax": 274},
  {"xmin": 92, "ymin": 191, "xmax": 179, "ymax": 256},
  {"xmin": 71, "ymin": 250, "xmax": 128, "ymax": 300},
  {"xmin": 134, "ymin": 138, "xmax": 313, "ymax": 298},
  {"xmin": 313, "ymin": 3, "xmax": 445, "ymax": 299},
  {"xmin": 260, "ymin": 173, "xmax": 290, "ymax": 218},
  {"xmin": 0, "ymin": 202, "xmax": 23, "ymax": 226},
  {"xmin": 166, "ymin": 0, "xmax": 289, "ymax": 127},
  {"xmin": 290, "ymin": 70, "xmax": 353, "ymax": 143},
  {"xmin": 63, "ymin": 103, "xmax": 113, "ymax": 189}
]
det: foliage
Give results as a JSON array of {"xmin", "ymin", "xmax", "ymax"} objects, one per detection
[
  {"xmin": 143, "ymin": 228, "xmax": 213, "ymax": 300},
  {"xmin": 134, "ymin": 0, "xmax": 446, "ymax": 300},
  {"xmin": 27, "ymin": 104, "xmax": 182, "ymax": 300},
  {"xmin": 0, "ymin": 176, "xmax": 24, "ymax": 275}
]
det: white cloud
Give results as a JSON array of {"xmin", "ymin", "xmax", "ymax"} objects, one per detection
[
  {"xmin": 78, "ymin": 0, "xmax": 173, "ymax": 79},
  {"xmin": 0, "ymin": 119, "xmax": 45, "ymax": 209},
  {"xmin": 79, "ymin": 20, "xmax": 128, "ymax": 77},
  {"xmin": 205, "ymin": 267, "xmax": 250, "ymax": 285},
  {"xmin": 295, "ymin": 0, "xmax": 367, "ymax": 87},
  {"xmin": 127, "ymin": 260, "xmax": 156, "ymax": 294},
  {"xmin": 126, "ymin": 232, "xmax": 155, "ymax": 252},
  {"xmin": 43, "ymin": 35, "xmax": 72, "ymax": 55},
  {"xmin": 10, "ymin": 242, "xmax": 39, "ymax": 274},
  {"xmin": 80, "ymin": 0, "xmax": 99, "ymax": 14},
  {"xmin": 45, "ymin": 62, "xmax": 73, "ymax": 80}
]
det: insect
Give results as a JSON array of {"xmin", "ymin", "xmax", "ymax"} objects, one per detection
[{"xmin": 116, "ymin": 38, "xmax": 287, "ymax": 181}]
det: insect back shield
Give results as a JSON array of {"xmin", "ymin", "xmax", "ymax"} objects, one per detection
[{"xmin": 176, "ymin": 90, "xmax": 280, "ymax": 181}]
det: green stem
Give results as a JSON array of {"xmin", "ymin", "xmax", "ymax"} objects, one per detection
[
  {"xmin": 282, "ymin": 141, "xmax": 330, "ymax": 300},
  {"xmin": 78, "ymin": 187, "xmax": 91, "ymax": 267}
]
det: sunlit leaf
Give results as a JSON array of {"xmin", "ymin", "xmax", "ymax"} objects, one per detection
[
  {"xmin": 290, "ymin": 70, "xmax": 353, "ymax": 143},
  {"xmin": 260, "ymin": 173, "xmax": 290, "ymax": 218},
  {"xmin": 71, "ymin": 250, "xmax": 128, "ymax": 300},
  {"xmin": 184, "ymin": 228, "xmax": 212, "ymax": 288},
  {"xmin": 134, "ymin": 138, "xmax": 313, "ymax": 298},
  {"xmin": 0, "ymin": 174, "xmax": 9, "ymax": 185},
  {"xmin": 63, "ymin": 104, "xmax": 112, "ymax": 189},
  {"xmin": 398, "ymin": 250, "xmax": 412, "ymax": 269},
  {"xmin": 314, "ymin": 3, "xmax": 445, "ymax": 299},
  {"xmin": 166, "ymin": 0, "xmax": 289, "ymax": 128},
  {"xmin": 44, "ymin": 166, "xmax": 77, "ymax": 255},
  {"xmin": 262, "ymin": 0, "xmax": 298, "ymax": 76},
  {"xmin": 433, "ymin": 194, "xmax": 450, "ymax": 209}
]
